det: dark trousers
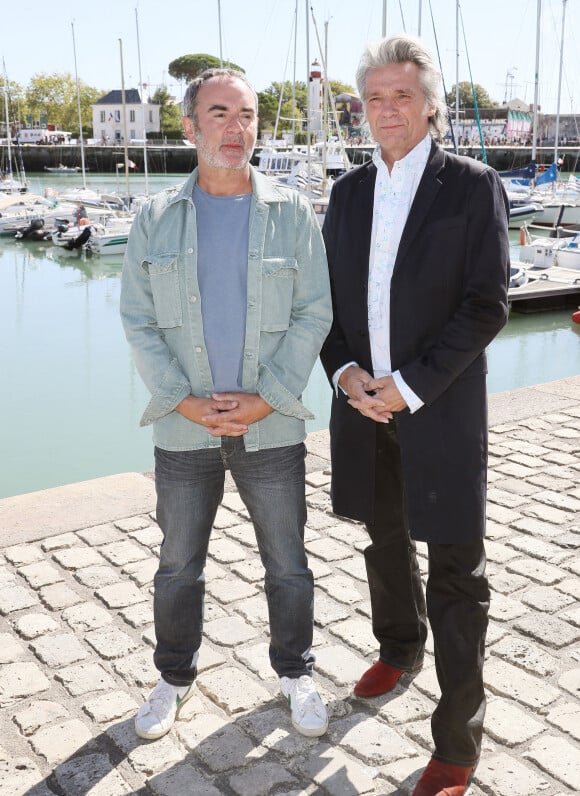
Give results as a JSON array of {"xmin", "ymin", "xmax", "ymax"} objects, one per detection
[{"xmin": 365, "ymin": 422, "xmax": 489, "ymax": 767}]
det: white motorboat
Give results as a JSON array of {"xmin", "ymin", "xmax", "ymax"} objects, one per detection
[
  {"xmin": 519, "ymin": 223, "xmax": 580, "ymax": 270},
  {"xmin": 51, "ymin": 214, "xmax": 133, "ymax": 256},
  {"xmin": 0, "ymin": 193, "xmax": 78, "ymax": 235}
]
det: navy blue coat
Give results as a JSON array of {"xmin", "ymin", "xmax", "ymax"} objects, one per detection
[{"xmin": 320, "ymin": 141, "xmax": 510, "ymax": 543}]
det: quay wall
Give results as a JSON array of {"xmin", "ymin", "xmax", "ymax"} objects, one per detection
[{"xmin": 2, "ymin": 143, "xmax": 580, "ymax": 175}]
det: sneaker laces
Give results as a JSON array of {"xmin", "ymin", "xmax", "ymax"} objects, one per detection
[
  {"xmin": 142, "ymin": 681, "xmax": 181, "ymax": 719},
  {"xmin": 292, "ymin": 677, "xmax": 326, "ymax": 719}
]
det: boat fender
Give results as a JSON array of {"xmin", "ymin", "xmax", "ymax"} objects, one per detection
[
  {"xmin": 519, "ymin": 226, "xmax": 527, "ymax": 246},
  {"xmin": 573, "ymin": 309, "xmax": 580, "ymax": 324}
]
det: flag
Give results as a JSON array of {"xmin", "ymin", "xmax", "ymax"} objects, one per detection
[{"xmin": 116, "ymin": 160, "xmax": 139, "ymax": 171}]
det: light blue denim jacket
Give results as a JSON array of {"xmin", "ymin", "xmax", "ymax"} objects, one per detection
[{"xmin": 120, "ymin": 166, "xmax": 332, "ymax": 452}]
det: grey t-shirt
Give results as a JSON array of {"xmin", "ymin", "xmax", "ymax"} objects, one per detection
[{"xmin": 193, "ymin": 184, "xmax": 252, "ymax": 392}]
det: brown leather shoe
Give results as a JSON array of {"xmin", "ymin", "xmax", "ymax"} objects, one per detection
[
  {"xmin": 412, "ymin": 758, "xmax": 473, "ymax": 796},
  {"xmin": 353, "ymin": 660, "xmax": 405, "ymax": 697}
]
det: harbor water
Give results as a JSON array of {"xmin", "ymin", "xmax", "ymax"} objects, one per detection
[{"xmin": 1, "ymin": 173, "xmax": 579, "ymax": 500}]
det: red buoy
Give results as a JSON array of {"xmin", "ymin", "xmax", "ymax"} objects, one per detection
[{"xmin": 573, "ymin": 309, "xmax": 580, "ymax": 324}]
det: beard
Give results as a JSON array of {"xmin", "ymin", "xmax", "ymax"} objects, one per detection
[{"xmin": 194, "ymin": 126, "xmax": 254, "ymax": 171}]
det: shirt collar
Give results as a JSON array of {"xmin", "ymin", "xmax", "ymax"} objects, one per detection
[{"xmin": 372, "ymin": 134, "xmax": 432, "ymax": 176}]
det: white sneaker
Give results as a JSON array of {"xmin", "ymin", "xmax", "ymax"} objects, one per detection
[
  {"xmin": 135, "ymin": 678, "xmax": 194, "ymax": 740},
  {"xmin": 280, "ymin": 675, "xmax": 328, "ymax": 737}
]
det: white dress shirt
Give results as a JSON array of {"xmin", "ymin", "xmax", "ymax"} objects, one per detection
[{"xmin": 334, "ymin": 134, "xmax": 432, "ymax": 414}]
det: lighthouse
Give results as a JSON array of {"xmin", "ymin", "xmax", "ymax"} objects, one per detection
[{"xmin": 308, "ymin": 59, "xmax": 323, "ymax": 133}]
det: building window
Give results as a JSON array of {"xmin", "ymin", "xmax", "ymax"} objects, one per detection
[
  {"xmin": 100, "ymin": 111, "xmax": 106, "ymax": 123},
  {"xmin": 149, "ymin": 110, "xmax": 153, "ymax": 123},
  {"xmin": 115, "ymin": 110, "xmax": 121, "ymax": 123},
  {"xmin": 130, "ymin": 110, "xmax": 135, "ymax": 122}
]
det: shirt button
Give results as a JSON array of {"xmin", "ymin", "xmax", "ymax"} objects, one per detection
[
  {"xmin": 195, "ymin": 346, "xmax": 203, "ymax": 353},
  {"xmin": 187, "ymin": 247, "xmax": 193, "ymax": 254},
  {"xmin": 189, "ymin": 295, "xmax": 197, "ymax": 302}
]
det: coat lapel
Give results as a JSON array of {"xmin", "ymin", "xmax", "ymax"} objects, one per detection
[{"xmin": 394, "ymin": 142, "xmax": 445, "ymax": 272}]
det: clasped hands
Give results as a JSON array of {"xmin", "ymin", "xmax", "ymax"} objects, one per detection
[
  {"xmin": 338, "ymin": 366, "xmax": 407, "ymax": 422},
  {"xmin": 177, "ymin": 392, "xmax": 273, "ymax": 436}
]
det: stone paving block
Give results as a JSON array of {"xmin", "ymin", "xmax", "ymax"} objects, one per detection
[
  {"xmin": 331, "ymin": 714, "xmax": 417, "ymax": 764},
  {"xmin": 231, "ymin": 558, "xmax": 266, "ymax": 583},
  {"xmin": 209, "ymin": 538, "xmax": 248, "ymax": 564},
  {"xmin": 52, "ymin": 546, "xmax": 104, "ymax": 570},
  {"xmin": 484, "ymin": 539, "xmax": 520, "ymax": 564},
  {"xmin": 41, "ymin": 533, "xmax": 78, "ymax": 551},
  {"xmin": 484, "ymin": 658, "xmax": 560, "ymax": 709},
  {"xmin": 404, "ymin": 716, "xmax": 433, "ymax": 753},
  {"xmin": 56, "ymin": 661, "xmax": 117, "ymax": 696},
  {"xmin": 514, "ymin": 612, "xmax": 580, "ymax": 649},
  {"xmin": 521, "ymin": 585, "xmax": 575, "ymax": 613},
  {"xmin": 0, "ymin": 631, "xmax": 27, "ymax": 663},
  {"xmin": 17, "ymin": 561, "xmax": 64, "ymax": 589},
  {"xmin": 559, "ymin": 667, "xmax": 580, "ymax": 699},
  {"xmin": 524, "ymin": 734, "xmax": 580, "ymax": 791},
  {"xmin": 506, "ymin": 557, "xmax": 565, "ymax": 585},
  {"xmin": 122, "ymin": 557, "xmax": 158, "ymax": 586},
  {"xmin": 196, "ymin": 666, "xmax": 271, "ymax": 715},
  {"xmin": 99, "ymin": 540, "xmax": 150, "ymax": 566},
  {"xmin": 489, "ymin": 570, "xmax": 528, "ymax": 595},
  {"xmin": 238, "ymin": 706, "xmax": 314, "ymax": 757},
  {"xmin": 487, "ymin": 488, "xmax": 530, "ymax": 509},
  {"xmin": 329, "ymin": 617, "xmax": 377, "ymax": 656},
  {"xmin": 198, "ymin": 644, "xmax": 228, "ymax": 674},
  {"xmin": 512, "ymin": 515, "xmax": 568, "ymax": 539},
  {"xmin": 222, "ymin": 522, "xmax": 257, "ymax": 548},
  {"xmin": 316, "ymin": 575, "xmax": 364, "ymax": 605},
  {"xmin": 296, "ymin": 743, "xmax": 377, "ymax": 795},
  {"xmin": 119, "ymin": 601, "xmax": 153, "ymax": 628},
  {"xmin": 475, "ymin": 751, "xmax": 552, "ymax": 796},
  {"xmin": 412, "ymin": 666, "xmax": 441, "ymax": 703},
  {"xmin": 0, "ymin": 661, "xmax": 51, "ymax": 706},
  {"xmin": 3, "ymin": 544, "xmax": 45, "ymax": 567},
  {"xmin": 128, "ymin": 733, "xmax": 185, "ymax": 776},
  {"xmin": 314, "ymin": 592, "xmax": 352, "ymax": 627},
  {"xmin": 204, "ymin": 559, "xmax": 228, "ymax": 580},
  {"xmin": 205, "ymin": 616, "xmax": 261, "ymax": 647},
  {"xmin": 494, "ymin": 462, "xmax": 537, "ymax": 480},
  {"xmin": 206, "ymin": 576, "xmax": 258, "ymax": 605},
  {"xmin": 30, "ymin": 632, "xmax": 88, "ymax": 667},
  {"xmin": 149, "ymin": 762, "xmax": 223, "ymax": 796},
  {"xmin": 379, "ymin": 689, "xmax": 434, "ymax": 726},
  {"xmin": 484, "ymin": 697, "xmax": 544, "ymax": 746},
  {"xmin": 213, "ymin": 506, "xmax": 240, "ymax": 529},
  {"xmin": 229, "ymin": 760, "xmax": 298, "ymax": 796},
  {"xmin": 53, "ymin": 751, "xmax": 134, "ymax": 796},
  {"xmin": 78, "ymin": 522, "xmax": 124, "ymax": 545},
  {"xmin": 38, "ymin": 582, "xmax": 83, "ymax": 611},
  {"xmin": 314, "ymin": 644, "xmax": 367, "ymax": 687},
  {"xmin": 534, "ymin": 489, "xmax": 580, "ymax": 512},
  {"xmin": 175, "ymin": 712, "xmax": 229, "ymax": 752},
  {"xmin": 61, "ymin": 601, "xmax": 113, "ymax": 631},
  {"xmin": 556, "ymin": 576, "xmax": 580, "ymax": 600},
  {"xmin": 82, "ymin": 690, "xmax": 139, "ymax": 723},
  {"xmin": 30, "ymin": 719, "xmax": 93, "ymax": 765},
  {"xmin": 507, "ymin": 536, "xmax": 571, "ymax": 566},
  {"xmin": 565, "ymin": 556, "xmax": 580, "ymax": 577},
  {"xmin": 113, "ymin": 648, "xmax": 159, "ymax": 688},
  {"xmin": 13, "ymin": 699, "xmax": 70, "ymax": 736},
  {"xmin": 488, "ymin": 592, "xmax": 528, "ymax": 622},
  {"xmin": 306, "ymin": 537, "xmax": 353, "ymax": 562},
  {"xmin": 490, "ymin": 633, "xmax": 559, "ymax": 678},
  {"xmin": 205, "ymin": 601, "xmax": 228, "ymax": 622},
  {"xmin": 308, "ymin": 557, "xmax": 333, "ymax": 580},
  {"xmin": 0, "ymin": 757, "xmax": 51, "ymax": 796},
  {"xmin": 522, "ymin": 501, "xmax": 572, "ymax": 525},
  {"xmin": 96, "ymin": 581, "xmax": 147, "ymax": 609},
  {"xmin": 562, "ymin": 604, "xmax": 580, "ymax": 627},
  {"xmin": 336, "ymin": 556, "xmax": 369, "ymax": 582},
  {"xmin": 11, "ymin": 612, "xmax": 60, "ymax": 640},
  {"xmin": 0, "ymin": 582, "xmax": 39, "ymax": 614},
  {"xmin": 73, "ymin": 563, "xmax": 121, "ymax": 589},
  {"xmin": 547, "ymin": 701, "xmax": 580, "ymax": 741},
  {"xmin": 128, "ymin": 524, "xmax": 163, "ymax": 548},
  {"xmin": 84, "ymin": 626, "xmax": 140, "ymax": 659},
  {"xmin": 234, "ymin": 641, "xmax": 277, "ymax": 681},
  {"xmin": 221, "ymin": 492, "xmax": 248, "ymax": 516},
  {"xmin": 114, "ymin": 516, "xmax": 152, "ymax": 532},
  {"xmin": 194, "ymin": 722, "xmax": 256, "ymax": 772}
]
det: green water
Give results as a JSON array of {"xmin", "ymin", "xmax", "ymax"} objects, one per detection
[{"xmin": 1, "ymin": 173, "xmax": 579, "ymax": 499}]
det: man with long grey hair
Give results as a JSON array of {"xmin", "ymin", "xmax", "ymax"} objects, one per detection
[{"xmin": 320, "ymin": 35, "xmax": 509, "ymax": 795}]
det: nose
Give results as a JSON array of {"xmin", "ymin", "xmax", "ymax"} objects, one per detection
[{"xmin": 225, "ymin": 115, "xmax": 245, "ymax": 132}]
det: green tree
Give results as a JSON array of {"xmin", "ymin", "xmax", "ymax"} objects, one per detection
[
  {"xmin": 25, "ymin": 73, "xmax": 101, "ymax": 134},
  {"xmin": 168, "ymin": 54, "xmax": 245, "ymax": 83},
  {"xmin": 446, "ymin": 82, "xmax": 497, "ymax": 110},
  {"xmin": 152, "ymin": 86, "xmax": 183, "ymax": 138},
  {"xmin": 329, "ymin": 80, "xmax": 356, "ymax": 97},
  {"xmin": 0, "ymin": 77, "xmax": 27, "ymax": 136}
]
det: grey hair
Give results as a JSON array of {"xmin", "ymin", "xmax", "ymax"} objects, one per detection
[
  {"xmin": 355, "ymin": 35, "xmax": 448, "ymax": 137},
  {"xmin": 182, "ymin": 68, "xmax": 258, "ymax": 123}
]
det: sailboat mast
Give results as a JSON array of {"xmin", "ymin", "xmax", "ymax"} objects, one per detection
[
  {"xmin": 531, "ymin": 0, "xmax": 541, "ymax": 166},
  {"xmin": 382, "ymin": 0, "xmax": 387, "ymax": 36},
  {"xmin": 2, "ymin": 60, "xmax": 11, "ymax": 177},
  {"xmin": 305, "ymin": 0, "xmax": 311, "ymax": 196},
  {"xmin": 119, "ymin": 38, "xmax": 131, "ymax": 201},
  {"xmin": 135, "ymin": 7, "xmax": 149, "ymax": 196},
  {"xmin": 71, "ymin": 22, "xmax": 87, "ymax": 190},
  {"xmin": 455, "ymin": 1, "xmax": 460, "ymax": 134},
  {"xmin": 553, "ymin": 0, "xmax": 567, "ymax": 167}
]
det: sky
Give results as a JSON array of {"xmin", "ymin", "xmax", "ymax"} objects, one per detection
[{"xmin": 3, "ymin": 0, "xmax": 580, "ymax": 117}]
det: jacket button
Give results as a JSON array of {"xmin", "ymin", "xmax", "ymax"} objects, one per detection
[
  {"xmin": 189, "ymin": 295, "xmax": 197, "ymax": 302},
  {"xmin": 195, "ymin": 346, "xmax": 202, "ymax": 353},
  {"xmin": 187, "ymin": 247, "xmax": 193, "ymax": 254}
]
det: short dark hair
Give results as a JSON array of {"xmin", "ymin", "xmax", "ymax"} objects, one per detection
[
  {"xmin": 356, "ymin": 35, "xmax": 448, "ymax": 137},
  {"xmin": 182, "ymin": 68, "xmax": 258, "ymax": 123}
]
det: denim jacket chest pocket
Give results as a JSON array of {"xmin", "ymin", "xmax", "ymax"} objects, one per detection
[
  {"xmin": 261, "ymin": 257, "xmax": 298, "ymax": 331},
  {"xmin": 143, "ymin": 253, "xmax": 182, "ymax": 328}
]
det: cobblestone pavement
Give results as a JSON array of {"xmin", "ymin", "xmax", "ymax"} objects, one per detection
[{"xmin": 0, "ymin": 378, "xmax": 579, "ymax": 796}]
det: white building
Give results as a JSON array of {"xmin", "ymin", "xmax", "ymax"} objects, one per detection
[{"xmin": 91, "ymin": 89, "xmax": 160, "ymax": 144}]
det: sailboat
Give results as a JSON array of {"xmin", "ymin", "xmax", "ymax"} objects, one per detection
[{"xmin": 1, "ymin": 61, "xmax": 28, "ymax": 195}]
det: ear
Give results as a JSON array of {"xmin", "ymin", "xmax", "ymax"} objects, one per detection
[{"xmin": 182, "ymin": 116, "xmax": 195, "ymax": 143}]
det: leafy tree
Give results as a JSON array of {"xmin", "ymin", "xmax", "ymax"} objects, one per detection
[
  {"xmin": 446, "ymin": 82, "xmax": 497, "ymax": 110},
  {"xmin": 168, "ymin": 54, "xmax": 244, "ymax": 83},
  {"xmin": 329, "ymin": 80, "xmax": 356, "ymax": 97},
  {"xmin": 0, "ymin": 77, "xmax": 27, "ymax": 136},
  {"xmin": 152, "ymin": 86, "xmax": 183, "ymax": 138},
  {"xmin": 25, "ymin": 73, "xmax": 101, "ymax": 134}
]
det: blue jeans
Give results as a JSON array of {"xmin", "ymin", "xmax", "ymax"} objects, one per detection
[{"xmin": 153, "ymin": 439, "xmax": 315, "ymax": 686}]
